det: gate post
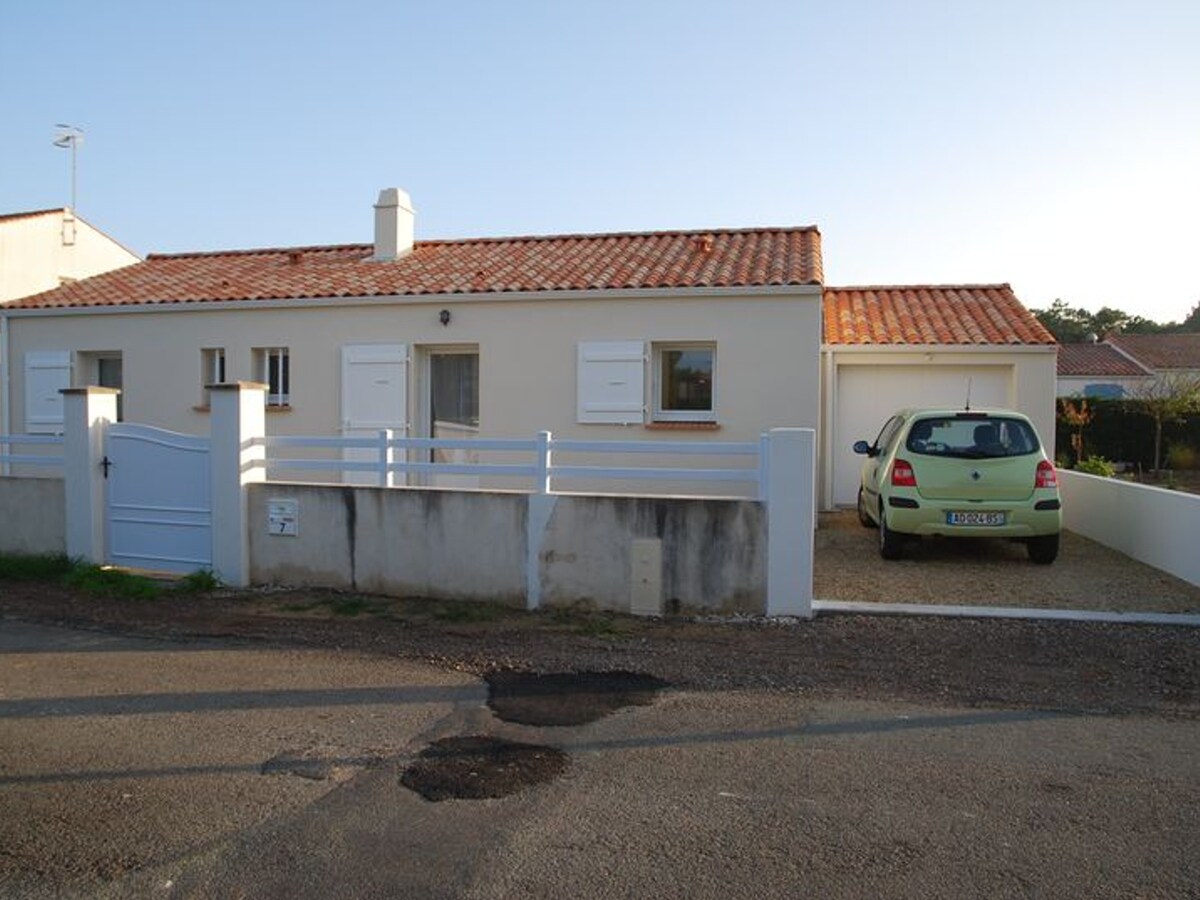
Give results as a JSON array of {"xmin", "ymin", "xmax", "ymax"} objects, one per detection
[
  {"xmin": 61, "ymin": 387, "xmax": 119, "ymax": 564},
  {"xmin": 765, "ymin": 427, "xmax": 816, "ymax": 618},
  {"xmin": 209, "ymin": 382, "xmax": 266, "ymax": 586}
]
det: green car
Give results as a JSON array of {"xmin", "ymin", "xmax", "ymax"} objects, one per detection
[{"xmin": 852, "ymin": 408, "xmax": 1063, "ymax": 564}]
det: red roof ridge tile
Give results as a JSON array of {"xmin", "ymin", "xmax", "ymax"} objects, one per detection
[
  {"xmin": 142, "ymin": 226, "xmax": 822, "ymax": 262},
  {"xmin": 146, "ymin": 243, "xmax": 372, "ymax": 260},
  {"xmin": 825, "ymin": 283, "xmax": 1012, "ymax": 292}
]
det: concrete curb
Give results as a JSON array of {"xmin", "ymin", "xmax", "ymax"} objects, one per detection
[{"xmin": 812, "ymin": 599, "xmax": 1200, "ymax": 627}]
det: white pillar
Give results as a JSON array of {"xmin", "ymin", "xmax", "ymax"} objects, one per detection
[
  {"xmin": 209, "ymin": 382, "xmax": 266, "ymax": 586},
  {"xmin": 766, "ymin": 427, "xmax": 816, "ymax": 618},
  {"xmin": 61, "ymin": 387, "xmax": 119, "ymax": 564}
]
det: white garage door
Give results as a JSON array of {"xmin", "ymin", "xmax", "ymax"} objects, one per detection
[{"xmin": 832, "ymin": 365, "xmax": 1011, "ymax": 506}]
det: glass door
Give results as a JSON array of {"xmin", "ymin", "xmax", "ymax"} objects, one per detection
[{"xmin": 428, "ymin": 349, "xmax": 479, "ymax": 486}]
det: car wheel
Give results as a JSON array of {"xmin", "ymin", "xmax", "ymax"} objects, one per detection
[
  {"xmin": 857, "ymin": 488, "xmax": 875, "ymax": 528},
  {"xmin": 878, "ymin": 507, "xmax": 903, "ymax": 560},
  {"xmin": 1027, "ymin": 533, "xmax": 1059, "ymax": 565}
]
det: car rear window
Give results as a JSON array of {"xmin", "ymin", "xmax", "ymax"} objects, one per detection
[{"xmin": 905, "ymin": 416, "xmax": 1040, "ymax": 459}]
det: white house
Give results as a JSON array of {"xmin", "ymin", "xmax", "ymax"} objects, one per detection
[
  {"xmin": 0, "ymin": 188, "xmax": 1057, "ymax": 509},
  {"xmin": 1056, "ymin": 340, "xmax": 1154, "ymax": 399},
  {"xmin": 0, "ymin": 207, "xmax": 138, "ymax": 303}
]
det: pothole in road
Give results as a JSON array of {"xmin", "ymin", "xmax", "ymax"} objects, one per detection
[
  {"xmin": 400, "ymin": 735, "xmax": 569, "ymax": 801},
  {"xmin": 485, "ymin": 670, "xmax": 670, "ymax": 726}
]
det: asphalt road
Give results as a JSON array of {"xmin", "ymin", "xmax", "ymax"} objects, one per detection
[{"xmin": 1, "ymin": 621, "xmax": 1197, "ymax": 899}]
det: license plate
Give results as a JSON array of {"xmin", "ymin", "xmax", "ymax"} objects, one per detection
[{"xmin": 947, "ymin": 511, "xmax": 1006, "ymax": 526}]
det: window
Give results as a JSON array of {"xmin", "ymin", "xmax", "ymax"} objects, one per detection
[
  {"xmin": 654, "ymin": 344, "xmax": 715, "ymax": 422},
  {"xmin": 254, "ymin": 347, "xmax": 290, "ymax": 407},
  {"xmin": 77, "ymin": 351, "xmax": 123, "ymax": 421},
  {"xmin": 200, "ymin": 348, "xmax": 226, "ymax": 407}
]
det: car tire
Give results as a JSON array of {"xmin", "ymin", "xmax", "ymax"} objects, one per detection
[
  {"xmin": 879, "ymin": 508, "xmax": 903, "ymax": 560},
  {"xmin": 1027, "ymin": 533, "xmax": 1059, "ymax": 565},
  {"xmin": 857, "ymin": 488, "xmax": 875, "ymax": 528}
]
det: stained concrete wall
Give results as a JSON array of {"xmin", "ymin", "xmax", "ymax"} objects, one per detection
[
  {"xmin": 0, "ymin": 476, "xmax": 65, "ymax": 555},
  {"xmin": 536, "ymin": 493, "xmax": 765, "ymax": 613},
  {"xmin": 248, "ymin": 482, "xmax": 766, "ymax": 613},
  {"xmin": 248, "ymin": 483, "xmax": 528, "ymax": 604}
]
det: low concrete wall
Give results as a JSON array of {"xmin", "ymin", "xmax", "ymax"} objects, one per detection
[
  {"xmin": 0, "ymin": 476, "xmax": 65, "ymax": 556},
  {"xmin": 248, "ymin": 483, "xmax": 766, "ymax": 613},
  {"xmin": 536, "ymin": 493, "xmax": 765, "ymax": 613},
  {"xmin": 1059, "ymin": 470, "xmax": 1200, "ymax": 587}
]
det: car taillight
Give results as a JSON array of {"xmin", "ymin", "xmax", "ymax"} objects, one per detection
[
  {"xmin": 1036, "ymin": 460, "xmax": 1058, "ymax": 489},
  {"xmin": 891, "ymin": 459, "xmax": 917, "ymax": 487}
]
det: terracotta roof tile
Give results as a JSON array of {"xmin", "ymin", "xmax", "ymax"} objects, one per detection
[
  {"xmin": 1057, "ymin": 342, "xmax": 1153, "ymax": 377},
  {"xmin": 7, "ymin": 227, "xmax": 823, "ymax": 310},
  {"xmin": 1105, "ymin": 333, "xmax": 1200, "ymax": 370},
  {"xmin": 823, "ymin": 285, "xmax": 1056, "ymax": 346}
]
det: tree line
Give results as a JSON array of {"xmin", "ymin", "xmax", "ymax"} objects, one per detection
[{"xmin": 1032, "ymin": 299, "xmax": 1200, "ymax": 343}]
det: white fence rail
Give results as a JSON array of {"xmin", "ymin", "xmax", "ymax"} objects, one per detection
[
  {"xmin": 0, "ymin": 434, "xmax": 65, "ymax": 469},
  {"xmin": 262, "ymin": 430, "xmax": 766, "ymax": 497}
]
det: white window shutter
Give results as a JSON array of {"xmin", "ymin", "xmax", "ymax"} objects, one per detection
[
  {"xmin": 340, "ymin": 344, "xmax": 409, "ymax": 432},
  {"xmin": 24, "ymin": 351, "xmax": 72, "ymax": 434},
  {"xmin": 577, "ymin": 341, "xmax": 645, "ymax": 424}
]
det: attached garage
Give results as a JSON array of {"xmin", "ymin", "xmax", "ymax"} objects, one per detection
[{"xmin": 821, "ymin": 286, "xmax": 1058, "ymax": 510}]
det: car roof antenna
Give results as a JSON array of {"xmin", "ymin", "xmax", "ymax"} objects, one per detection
[{"xmin": 965, "ymin": 377, "xmax": 973, "ymax": 411}]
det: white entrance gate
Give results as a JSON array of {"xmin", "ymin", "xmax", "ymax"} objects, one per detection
[{"xmin": 105, "ymin": 423, "xmax": 212, "ymax": 573}]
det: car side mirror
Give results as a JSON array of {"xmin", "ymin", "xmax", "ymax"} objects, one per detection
[{"xmin": 852, "ymin": 440, "xmax": 873, "ymax": 456}]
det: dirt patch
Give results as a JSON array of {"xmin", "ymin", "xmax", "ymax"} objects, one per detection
[
  {"xmin": 2, "ymin": 581, "xmax": 1200, "ymax": 717},
  {"xmin": 485, "ymin": 670, "xmax": 670, "ymax": 726},
  {"xmin": 400, "ymin": 736, "xmax": 569, "ymax": 801}
]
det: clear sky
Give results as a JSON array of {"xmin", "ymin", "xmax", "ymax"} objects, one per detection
[{"xmin": 3, "ymin": 0, "xmax": 1198, "ymax": 322}]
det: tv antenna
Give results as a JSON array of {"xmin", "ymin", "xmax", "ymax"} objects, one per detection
[{"xmin": 52, "ymin": 124, "xmax": 84, "ymax": 212}]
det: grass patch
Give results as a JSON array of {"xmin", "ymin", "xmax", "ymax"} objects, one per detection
[
  {"xmin": 177, "ymin": 569, "xmax": 222, "ymax": 593},
  {"xmin": 431, "ymin": 600, "xmax": 504, "ymax": 624},
  {"xmin": 63, "ymin": 564, "xmax": 161, "ymax": 601},
  {"xmin": 572, "ymin": 616, "xmax": 622, "ymax": 637},
  {"xmin": 0, "ymin": 553, "xmax": 73, "ymax": 581},
  {"xmin": 326, "ymin": 596, "xmax": 373, "ymax": 617}
]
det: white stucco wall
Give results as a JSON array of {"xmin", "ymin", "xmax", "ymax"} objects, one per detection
[
  {"xmin": 0, "ymin": 212, "xmax": 138, "ymax": 303},
  {"xmin": 3, "ymin": 288, "xmax": 822, "ymax": 497},
  {"xmin": 1058, "ymin": 469, "xmax": 1200, "ymax": 588}
]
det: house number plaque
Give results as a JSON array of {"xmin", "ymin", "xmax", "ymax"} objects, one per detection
[{"xmin": 267, "ymin": 499, "xmax": 298, "ymax": 536}]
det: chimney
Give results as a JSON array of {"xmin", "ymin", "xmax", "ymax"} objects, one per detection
[{"xmin": 372, "ymin": 188, "xmax": 415, "ymax": 261}]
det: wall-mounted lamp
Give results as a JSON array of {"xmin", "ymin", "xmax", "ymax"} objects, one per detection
[{"xmin": 439, "ymin": 309, "xmax": 451, "ymax": 327}]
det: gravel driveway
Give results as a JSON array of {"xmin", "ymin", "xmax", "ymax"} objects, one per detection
[{"xmin": 815, "ymin": 511, "xmax": 1200, "ymax": 614}]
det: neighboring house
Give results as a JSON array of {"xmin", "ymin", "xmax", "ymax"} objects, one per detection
[
  {"xmin": 0, "ymin": 188, "xmax": 1057, "ymax": 509},
  {"xmin": 1056, "ymin": 341, "xmax": 1154, "ymax": 399},
  {"xmin": 1105, "ymin": 333, "xmax": 1200, "ymax": 385},
  {"xmin": 0, "ymin": 208, "xmax": 139, "ymax": 303},
  {"xmin": 821, "ymin": 285, "xmax": 1057, "ymax": 508}
]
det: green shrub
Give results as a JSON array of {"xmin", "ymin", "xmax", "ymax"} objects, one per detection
[
  {"xmin": 178, "ymin": 569, "xmax": 222, "ymax": 592},
  {"xmin": 1076, "ymin": 456, "xmax": 1117, "ymax": 478},
  {"xmin": 0, "ymin": 553, "xmax": 73, "ymax": 581},
  {"xmin": 1166, "ymin": 443, "xmax": 1198, "ymax": 471}
]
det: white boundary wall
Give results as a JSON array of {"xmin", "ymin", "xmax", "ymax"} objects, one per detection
[{"xmin": 1058, "ymin": 469, "xmax": 1200, "ymax": 588}]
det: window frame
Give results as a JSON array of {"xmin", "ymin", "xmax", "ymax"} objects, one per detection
[
  {"xmin": 253, "ymin": 346, "xmax": 290, "ymax": 408},
  {"xmin": 200, "ymin": 347, "xmax": 226, "ymax": 407},
  {"xmin": 652, "ymin": 342, "xmax": 717, "ymax": 423}
]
